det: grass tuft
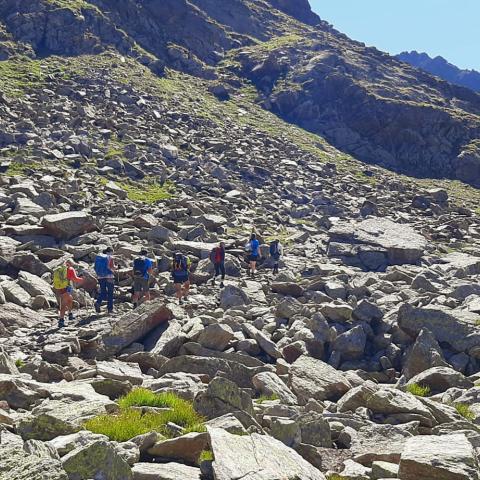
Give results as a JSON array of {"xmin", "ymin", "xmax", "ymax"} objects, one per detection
[
  {"xmin": 406, "ymin": 383, "xmax": 431, "ymax": 397},
  {"xmin": 256, "ymin": 393, "xmax": 280, "ymax": 404},
  {"xmin": 454, "ymin": 402, "xmax": 476, "ymax": 422},
  {"xmin": 15, "ymin": 359, "xmax": 25, "ymax": 369},
  {"xmin": 85, "ymin": 388, "xmax": 206, "ymax": 441},
  {"xmin": 120, "ymin": 181, "xmax": 174, "ymax": 203},
  {"xmin": 199, "ymin": 449, "xmax": 214, "ymax": 462}
]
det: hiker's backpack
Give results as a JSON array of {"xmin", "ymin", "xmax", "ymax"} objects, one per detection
[
  {"xmin": 270, "ymin": 242, "xmax": 279, "ymax": 257},
  {"xmin": 133, "ymin": 257, "xmax": 148, "ymax": 278},
  {"xmin": 53, "ymin": 265, "xmax": 69, "ymax": 289},
  {"xmin": 94, "ymin": 254, "xmax": 111, "ymax": 278},
  {"xmin": 173, "ymin": 255, "xmax": 188, "ymax": 272}
]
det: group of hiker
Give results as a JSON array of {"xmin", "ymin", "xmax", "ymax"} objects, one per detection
[{"xmin": 52, "ymin": 235, "xmax": 284, "ymax": 325}]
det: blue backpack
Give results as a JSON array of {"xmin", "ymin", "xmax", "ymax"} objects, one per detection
[
  {"xmin": 133, "ymin": 257, "xmax": 148, "ymax": 278},
  {"xmin": 95, "ymin": 254, "xmax": 111, "ymax": 278}
]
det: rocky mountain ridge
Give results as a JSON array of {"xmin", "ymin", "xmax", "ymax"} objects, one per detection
[
  {"xmin": 2, "ymin": 1, "xmax": 480, "ymax": 479},
  {"xmin": 397, "ymin": 51, "xmax": 480, "ymax": 93},
  {"xmin": 1, "ymin": 0, "xmax": 480, "ymax": 184}
]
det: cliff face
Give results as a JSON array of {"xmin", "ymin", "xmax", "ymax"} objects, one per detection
[
  {"xmin": 1, "ymin": 0, "xmax": 480, "ymax": 184},
  {"xmin": 397, "ymin": 51, "xmax": 480, "ymax": 93}
]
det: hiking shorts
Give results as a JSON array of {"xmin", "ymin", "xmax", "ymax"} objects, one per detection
[
  {"xmin": 54, "ymin": 287, "xmax": 72, "ymax": 295},
  {"xmin": 173, "ymin": 272, "xmax": 189, "ymax": 284},
  {"xmin": 249, "ymin": 254, "xmax": 259, "ymax": 262},
  {"xmin": 133, "ymin": 277, "xmax": 149, "ymax": 293}
]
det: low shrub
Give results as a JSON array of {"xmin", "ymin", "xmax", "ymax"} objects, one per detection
[
  {"xmin": 256, "ymin": 393, "xmax": 280, "ymax": 404},
  {"xmin": 199, "ymin": 449, "xmax": 214, "ymax": 462}
]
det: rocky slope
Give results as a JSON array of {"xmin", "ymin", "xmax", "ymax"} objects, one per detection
[
  {"xmin": 397, "ymin": 51, "xmax": 480, "ymax": 93},
  {"xmin": 2, "ymin": 1, "xmax": 480, "ymax": 479},
  {"xmin": 1, "ymin": 0, "xmax": 480, "ymax": 184}
]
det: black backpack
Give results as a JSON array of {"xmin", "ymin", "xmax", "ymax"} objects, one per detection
[{"xmin": 270, "ymin": 241, "xmax": 279, "ymax": 257}]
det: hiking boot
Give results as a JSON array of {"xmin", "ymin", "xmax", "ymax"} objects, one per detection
[
  {"xmin": 178, "ymin": 298, "xmax": 183, "ymax": 305},
  {"xmin": 95, "ymin": 303, "xmax": 101, "ymax": 314},
  {"xmin": 220, "ymin": 281, "xmax": 224, "ymax": 288},
  {"xmin": 107, "ymin": 310, "xmax": 113, "ymax": 315},
  {"xmin": 58, "ymin": 318, "xmax": 65, "ymax": 328},
  {"xmin": 68, "ymin": 312, "xmax": 74, "ymax": 321},
  {"xmin": 212, "ymin": 278, "xmax": 216, "ymax": 286}
]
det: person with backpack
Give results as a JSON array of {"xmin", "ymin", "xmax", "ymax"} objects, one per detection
[
  {"xmin": 132, "ymin": 249, "xmax": 155, "ymax": 308},
  {"xmin": 245, "ymin": 233, "xmax": 261, "ymax": 278},
  {"xmin": 210, "ymin": 242, "xmax": 226, "ymax": 287},
  {"xmin": 269, "ymin": 239, "xmax": 283, "ymax": 275},
  {"xmin": 94, "ymin": 247, "xmax": 116, "ymax": 315},
  {"xmin": 52, "ymin": 259, "xmax": 84, "ymax": 327},
  {"xmin": 171, "ymin": 251, "xmax": 191, "ymax": 304}
]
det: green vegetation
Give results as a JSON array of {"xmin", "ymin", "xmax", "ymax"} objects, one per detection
[
  {"xmin": 120, "ymin": 181, "xmax": 174, "ymax": 203},
  {"xmin": 5, "ymin": 161, "xmax": 41, "ymax": 177},
  {"xmin": 104, "ymin": 148, "xmax": 124, "ymax": 160},
  {"xmin": 406, "ymin": 383, "xmax": 431, "ymax": 397},
  {"xmin": 326, "ymin": 475, "xmax": 345, "ymax": 480},
  {"xmin": 15, "ymin": 359, "xmax": 25, "ymax": 369},
  {"xmin": 256, "ymin": 393, "xmax": 280, "ymax": 404},
  {"xmin": 454, "ymin": 403, "xmax": 476, "ymax": 422},
  {"xmin": 0, "ymin": 58, "xmax": 44, "ymax": 97},
  {"xmin": 85, "ymin": 389, "xmax": 206, "ymax": 442},
  {"xmin": 199, "ymin": 449, "xmax": 214, "ymax": 462}
]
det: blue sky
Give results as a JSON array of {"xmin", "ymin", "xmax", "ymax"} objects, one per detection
[{"xmin": 309, "ymin": 0, "xmax": 479, "ymax": 71}]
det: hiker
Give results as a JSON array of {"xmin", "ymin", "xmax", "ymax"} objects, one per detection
[
  {"xmin": 269, "ymin": 239, "xmax": 283, "ymax": 275},
  {"xmin": 52, "ymin": 259, "xmax": 84, "ymax": 327},
  {"xmin": 171, "ymin": 251, "xmax": 191, "ymax": 304},
  {"xmin": 210, "ymin": 241, "xmax": 226, "ymax": 287},
  {"xmin": 245, "ymin": 233, "xmax": 261, "ymax": 277},
  {"xmin": 132, "ymin": 249, "xmax": 155, "ymax": 308},
  {"xmin": 94, "ymin": 247, "xmax": 116, "ymax": 314}
]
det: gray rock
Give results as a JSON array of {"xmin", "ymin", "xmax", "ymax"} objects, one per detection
[
  {"xmin": 41, "ymin": 212, "xmax": 97, "ymax": 240},
  {"xmin": 398, "ymin": 434, "xmax": 479, "ymax": 480},
  {"xmin": 198, "ymin": 323, "xmax": 234, "ymax": 351},
  {"xmin": 62, "ymin": 440, "xmax": 132, "ymax": 480},
  {"xmin": 405, "ymin": 366, "xmax": 474, "ymax": 394},
  {"xmin": 208, "ymin": 427, "xmax": 326, "ymax": 480},
  {"xmin": 289, "ymin": 355, "xmax": 351, "ymax": 404},
  {"xmin": 132, "ymin": 462, "xmax": 201, "ymax": 480},
  {"xmin": 252, "ymin": 371, "xmax": 297, "ymax": 405}
]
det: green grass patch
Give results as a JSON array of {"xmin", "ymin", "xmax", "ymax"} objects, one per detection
[
  {"xmin": 104, "ymin": 148, "xmax": 124, "ymax": 160},
  {"xmin": 0, "ymin": 58, "xmax": 44, "ymax": 97},
  {"xmin": 199, "ymin": 449, "xmax": 214, "ymax": 462},
  {"xmin": 256, "ymin": 393, "xmax": 280, "ymax": 404},
  {"xmin": 85, "ymin": 389, "xmax": 206, "ymax": 442},
  {"xmin": 15, "ymin": 359, "xmax": 25, "ymax": 369},
  {"xmin": 120, "ymin": 181, "xmax": 174, "ymax": 203},
  {"xmin": 326, "ymin": 475, "xmax": 345, "ymax": 480},
  {"xmin": 5, "ymin": 161, "xmax": 41, "ymax": 177},
  {"xmin": 454, "ymin": 402, "xmax": 476, "ymax": 421},
  {"xmin": 406, "ymin": 383, "xmax": 431, "ymax": 397}
]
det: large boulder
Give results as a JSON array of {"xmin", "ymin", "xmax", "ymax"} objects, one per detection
[
  {"xmin": 208, "ymin": 427, "xmax": 326, "ymax": 480},
  {"xmin": 405, "ymin": 366, "xmax": 474, "ymax": 394},
  {"xmin": 398, "ymin": 304, "xmax": 480, "ymax": 353},
  {"xmin": 399, "ymin": 328, "xmax": 449, "ymax": 384},
  {"xmin": 0, "ymin": 432, "xmax": 67, "ymax": 480},
  {"xmin": 62, "ymin": 440, "xmax": 132, "ymax": 480},
  {"xmin": 147, "ymin": 432, "xmax": 208, "ymax": 464},
  {"xmin": 0, "ymin": 303, "xmax": 43, "ymax": 333},
  {"xmin": 288, "ymin": 355, "xmax": 351, "ymax": 404},
  {"xmin": 41, "ymin": 212, "xmax": 97, "ymax": 240},
  {"xmin": 98, "ymin": 300, "xmax": 174, "ymax": 358},
  {"xmin": 17, "ymin": 399, "xmax": 111, "ymax": 441},
  {"xmin": 337, "ymin": 381, "xmax": 436, "ymax": 427},
  {"xmin": 328, "ymin": 218, "xmax": 427, "ymax": 268},
  {"xmin": 398, "ymin": 434, "xmax": 479, "ymax": 480}
]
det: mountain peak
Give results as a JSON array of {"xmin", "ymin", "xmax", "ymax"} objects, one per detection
[{"xmin": 396, "ymin": 50, "xmax": 480, "ymax": 92}]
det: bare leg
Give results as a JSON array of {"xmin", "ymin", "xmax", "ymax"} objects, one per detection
[{"xmin": 182, "ymin": 281, "xmax": 190, "ymax": 299}]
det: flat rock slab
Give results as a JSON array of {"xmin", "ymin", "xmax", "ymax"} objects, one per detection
[
  {"xmin": 328, "ymin": 218, "xmax": 427, "ymax": 266},
  {"xmin": 208, "ymin": 427, "xmax": 326, "ymax": 480},
  {"xmin": 132, "ymin": 462, "xmax": 201, "ymax": 480},
  {"xmin": 398, "ymin": 434, "xmax": 479, "ymax": 480}
]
